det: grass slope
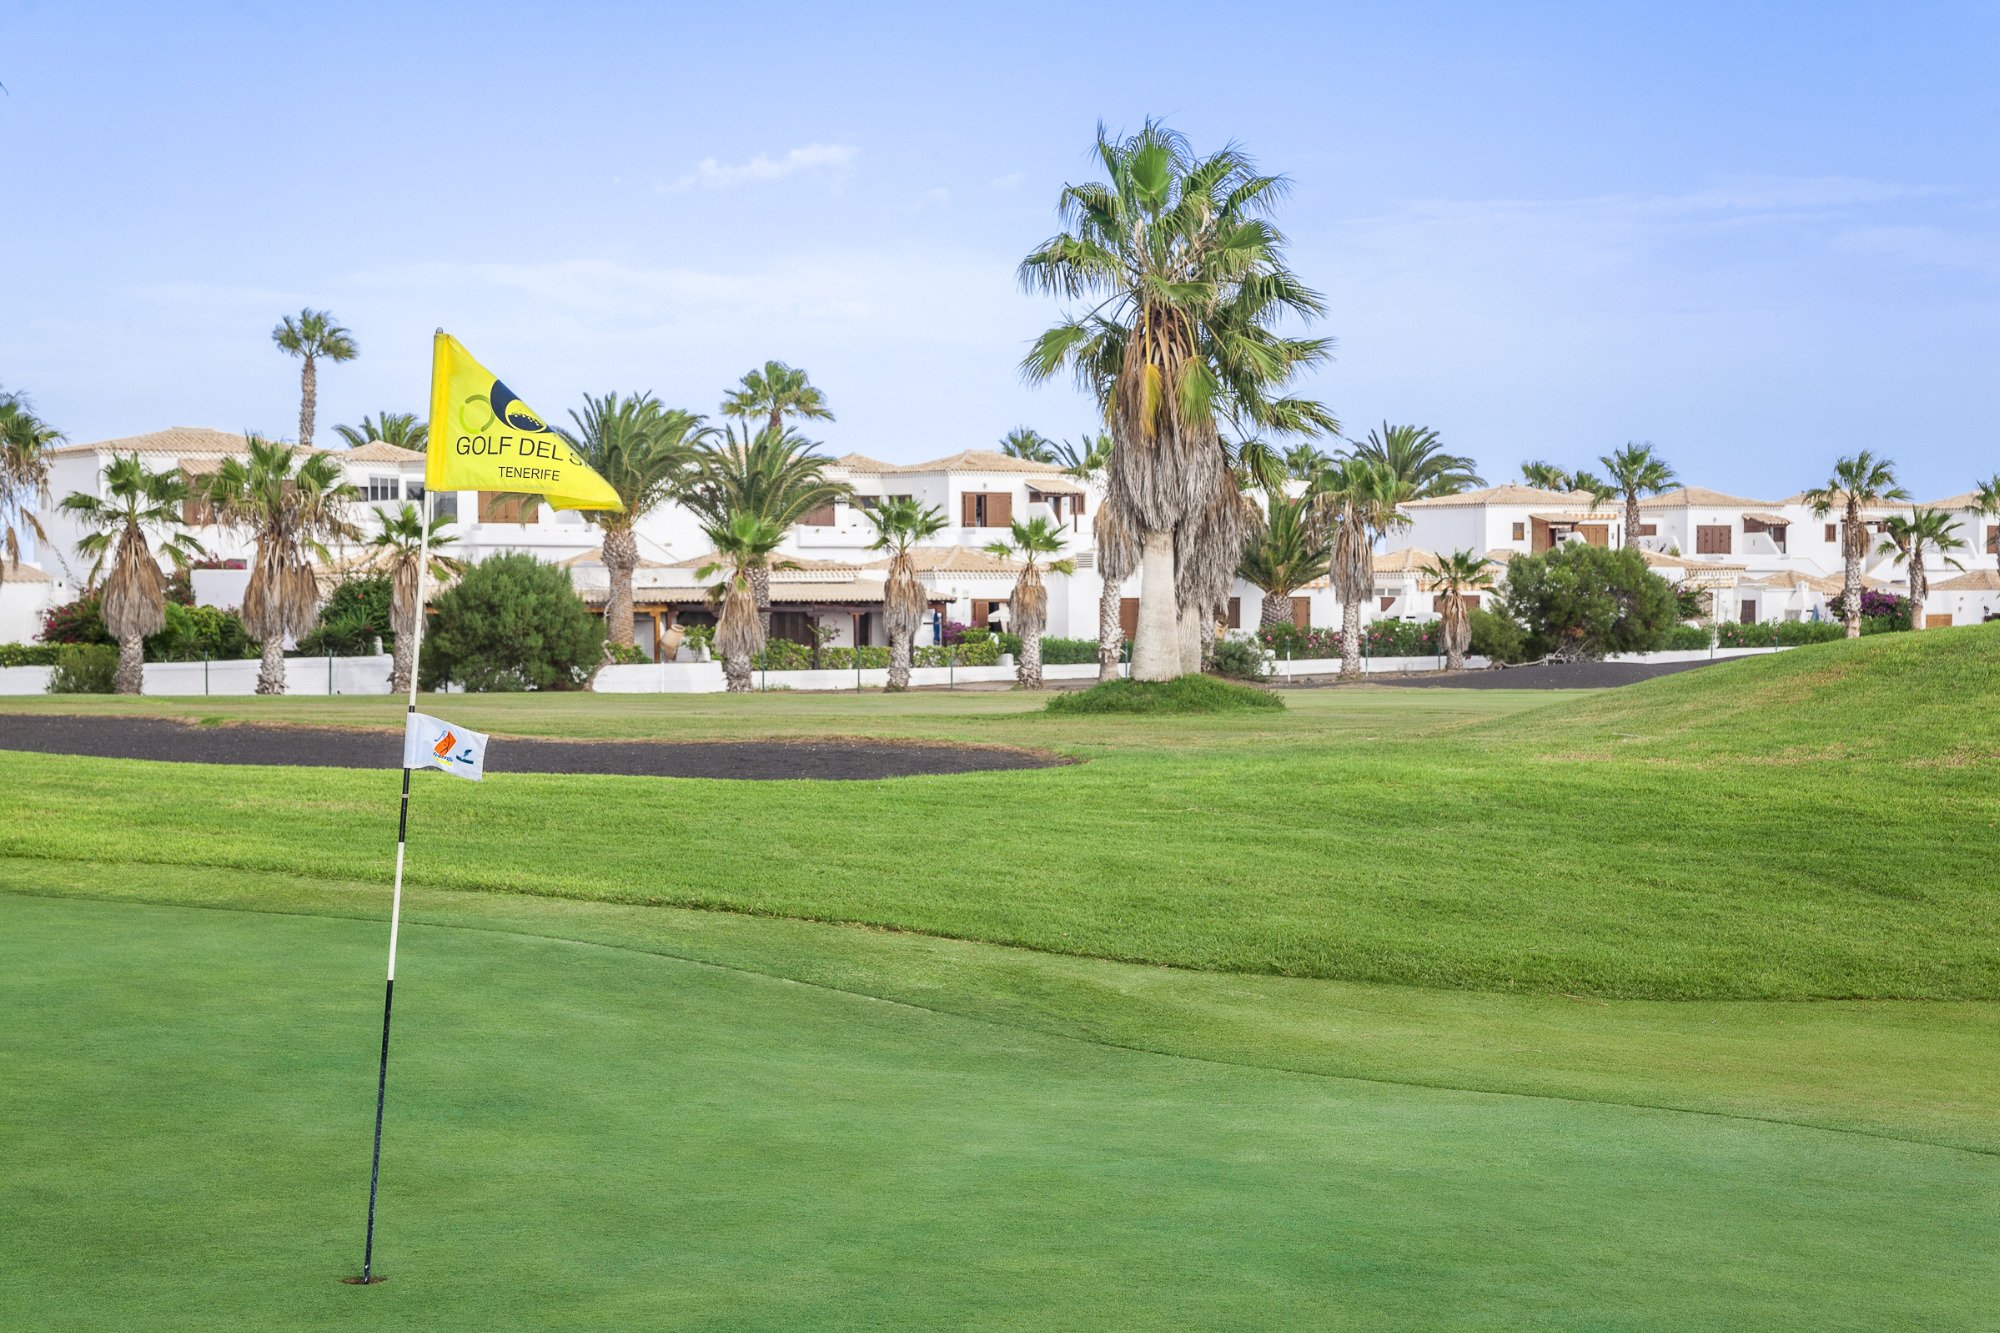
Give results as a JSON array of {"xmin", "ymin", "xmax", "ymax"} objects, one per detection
[
  {"xmin": 4, "ymin": 627, "xmax": 1997, "ymax": 999},
  {"xmin": 5, "ymin": 892, "xmax": 1993, "ymax": 1329}
]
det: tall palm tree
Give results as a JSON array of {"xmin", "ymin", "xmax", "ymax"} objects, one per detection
[
  {"xmin": 1805, "ymin": 452, "xmax": 1907, "ymax": 639},
  {"xmin": 334, "ymin": 412, "xmax": 428, "ymax": 451},
  {"xmin": 1346, "ymin": 423, "xmax": 1483, "ymax": 499},
  {"xmin": 1054, "ymin": 431, "xmax": 1113, "ymax": 478},
  {"xmin": 270, "ymin": 309, "xmax": 358, "ymax": 450},
  {"xmin": 684, "ymin": 425, "xmax": 850, "ymax": 633},
  {"xmin": 0, "ymin": 389, "xmax": 59, "ymax": 570},
  {"xmin": 1421, "ymin": 549, "xmax": 1495, "ymax": 670},
  {"xmin": 1048, "ymin": 429, "xmax": 1123, "ymax": 678},
  {"xmin": 720, "ymin": 361, "xmax": 834, "ymax": 434},
  {"xmin": 1238, "ymin": 490, "xmax": 1331, "ymax": 629},
  {"xmin": 553, "ymin": 393, "xmax": 708, "ymax": 647},
  {"xmin": 1569, "ymin": 470, "xmax": 1617, "ymax": 511},
  {"xmin": 1599, "ymin": 441, "xmax": 1677, "ymax": 549},
  {"xmin": 697, "ymin": 513, "xmax": 790, "ymax": 693},
  {"xmin": 1520, "ymin": 461, "xmax": 1572, "ymax": 491},
  {"xmin": 865, "ymin": 498, "xmax": 948, "ymax": 690},
  {"xmin": 1314, "ymin": 457, "xmax": 1413, "ymax": 678},
  {"xmin": 1877, "ymin": 508, "xmax": 1964, "ymax": 631},
  {"xmin": 1971, "ymin": 475, "xmax": 2000, "ymax": 561},
  {"xmin": 204, "ymin": 437, "xmax": 360, "ymax": 693},
  {"xmin": 984, "ymin": 517, "xmax": 1074, "ymax": 688},
  {"xmin": 57, "ymin": 456, "xmax": 204, "ymax": 693},
  {"xmin": 1286, "ymin": 442, "xmax": 1333, "ymax": 482},
  {"xmin": 1020, "ymin": 120, "xmax": 1336, "ymax": 681},
  {"xmin": 365, "ymin": 504, "xmax": 462, "ymax": 694},
  {"xmin": 999, "ymin": 427, "xmax": 1058, "ymax": 463}
]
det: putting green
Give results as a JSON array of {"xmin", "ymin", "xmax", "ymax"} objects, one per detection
[{"xmin": 5, "ymin": 894, "xmax": 1992, "ymax": 1329}]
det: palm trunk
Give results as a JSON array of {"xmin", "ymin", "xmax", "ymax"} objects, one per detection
[
  {"xmin": 299, "ymin": 355, "xmax": 317, "ymax": 450},
  {"xmin": 603, "ymin": 527, "xmax": 638, "ymax": 647},
  {"xmin": 887, "ymin": 635, "xmax": 912, "ymax": 691},
  {"xmin": 723, "ymin": 650, "xmax": 752, "ymax": 692},
  {"xmin": 750, "ymin": 565, "xmax": 772, "ymax": 636},
  {"xmin": 1130, "ymin": 530, "xmax": 1180, "ymax": 681},
  {"xmin": 1341, "ymin": 598, "xmax": 1364, "ymax": 677},
  {"xmin": 256, "ymin": 637, "xmax": 287, "ymax": 694},
  {"xmin": 1910, "ymin": 553, "xmax": 1926, "ymax": 630},
  {"xmin": 115, "ymin": 632, "xmax": 145, "ymax": 695},
  {"xmin": 1096, "ymin": 578, "xmax": 1122, "ymax": 681},
  {"xmin": 1260, "ymin": 589, "xmax": 1292, "ymax": 629},
  {"xmin": 1444, "ymin": 599, "xmax": 1467, "ymax": 670},
  {"xmin": 1842, "ymin": 510, "xmax": 1863, "ymax": 639},
  {"xmin": 1020, "ymin": 630, "xmax": 1044, "ymax": 688},
  {"xmin": 1178, "ymin": 604, "xmax": 1204, "ymax": 675},
  {"xmin": 1624, "ymin": 496, "xmax": 1641, "ymax": 550},
  {"xmin": 389, "ymin": 627, "xmax": 414, "ymax": 697}
]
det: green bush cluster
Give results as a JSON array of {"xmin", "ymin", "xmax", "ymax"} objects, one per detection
[
  {"xmin": 749, "ymin": 638, "xmax": 1002, "ymax": 671},
  {"xmin": 1661, "ymin": 624, "xmax": 1714, "ymax": 651},
  {"xmin": 603, "ymin": 642, "xmax": 651, "ymax": 665},
  {"xmin": 421, "ymin": 554, "xmax": 604, "ymax": 692},
  {"xmin": 48, "ymin": 644, "xmax": 117, "ymax": 694},
  {"xmin": 145, "ymin": 603, "xmax": 255, "ymax": 662},
  {"xmin": 1467, "ymin": 608, "xmax": 1529, "ymax": 663},
  {"xmin": 1208, "ymin": 637, "xmax": 1267, "ymax": 679},
  {"xmin": 297, "ymin": 576, "xmax": 392, "ymax": 657},
  {"xmin": 1046, "ymin": 674, "xmax": 1283, "ymax": 715},
  {"xmin": 1717, "ymin": 620, "xmax": 1848, "ymax": 648},
  {"xmin": 1502, "ymin": 544, "xmax": 1678, "ymax": 660},
  {"xmin": 0, "ymin": 644, "xmax": 63, "ymax": 667}
]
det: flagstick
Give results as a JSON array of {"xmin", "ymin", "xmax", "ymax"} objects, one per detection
[{"xmin": 357, "ymin": 484, "xmax": 433, "ymax": 1285}]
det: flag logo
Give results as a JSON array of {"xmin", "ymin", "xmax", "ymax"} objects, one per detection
[
  {"xmin": 489, "ymin": 380, "xmax": 549, "ymax": 433},
  {"xmin": 404, "ymin": 712, "xmax": 489, "ymax": 781}
]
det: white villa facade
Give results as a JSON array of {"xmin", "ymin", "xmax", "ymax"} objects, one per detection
[{"xmin": 15, "ymin": 428, "xmax": 2000, "ymax": 656}]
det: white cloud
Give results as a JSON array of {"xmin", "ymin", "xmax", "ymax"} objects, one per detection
[
  {"xmin": 988, "ymin": 172, "xmax": 1024, "ymax": 191},
  {"xmin": 668, "ymin": 143, "xmax": 858, "ymax": 192}
]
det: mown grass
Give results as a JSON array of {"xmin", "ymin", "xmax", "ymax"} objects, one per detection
[
  {"xmin": 1045, "ymin": 673, "xmax": 1284, "ymax": 714},
  {"xmin": 4, "ymin": 626, "xmax": 1997, "ymax": 1000},
  {"xmin": 5, "ymin": 890, "xmax": 1993, "ymax": 1329}
]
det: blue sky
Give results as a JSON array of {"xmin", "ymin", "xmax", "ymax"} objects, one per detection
[{"xmin": 3, "ymin": 1, "xmax": 1995, "ymax": 497}]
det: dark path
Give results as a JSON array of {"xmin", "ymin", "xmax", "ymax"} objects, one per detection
[
  {"xmin": 1370, "ymin": 658, "xmax": 1724, "ymax": 689},
  {"xmin": 0, "ymin": 715, "xmax": 1060, "ymax": 780}
]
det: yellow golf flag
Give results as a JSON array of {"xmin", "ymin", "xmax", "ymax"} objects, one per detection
[{"xmin": 425, "ymin": 333, "xmax": 624, "ymax": 511}]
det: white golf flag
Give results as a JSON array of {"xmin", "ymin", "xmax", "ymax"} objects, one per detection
[{"xmin": 403, "ymin": 712, "xmax": 489, "ymax": 781}]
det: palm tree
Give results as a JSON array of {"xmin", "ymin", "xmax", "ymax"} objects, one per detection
[
  {"xmin": 365, "ymin": 504, "xmax": 462, "ymax": 694},
  {"xmin": 1314, "ymin": 457, "xmax": 1413, "ymax": 678},
  {"xmin": 334, "ymin": 412, "xmax": 428, "ymax": 451},
  {"xmin": 57, "ymin": 455, "xmax": 204, "ymax": 693},
  {"xmin": 1421, "ymin": 549, "xmax": 1495, "ymax": 670},
  {"xmin": 1877, "ymin": 508, "xmax": 1965, "ymax": 631},
  {"xmin": 1047, "ymin": 430, "xmax": 1124, "ymax": 679},
  {"xmin": 1520, "ymin": 461, "xmax": 1572, "ymax": 491},
  {"xmin": 0, "ymin": 389, "xmax": 59, "ymax": 570},
  {"xmin": 270, "ymin": 309, "xmax": 358, "ymax": 450},
  {"xmin": 1805, "ymin": 452, "xmax": 1908, "ymax": 638},
  {"xmin": 984, "ymin": 517, "xmax": 1074, "ymax": 688},
  {"xmin": 866, "ymin": 498, "xmax": 948, "ymax": 690},
  {"xmin": 1238, "ymin": 490, "xmax": 1331, "ymax": 629},
  {"xmin": 1286, "ymin": 442, "xmax": 1333, "ymax": 482},
  {"xmin": 1346, "ymin": 423, "xmax": 1483, "ymax": 499},
  {"xmin": 1020, "ymin": 120, "xmax": 1336, "ymax": 681},
  {"xmin": 1568, "ymin": 470, "xmax": 1618, "ymax": 511},
  {"xmin": 697, "ymin": 513, "xmax": 790, "ymax": 692},
  {"xmin": 1971, "ymin": 476, "xmax": 2000, "ymax": 561},
  {"xmin": 204, "ymin": 437, "xmax": 360, "ymax": 693},
  {"xmin": 684, "ymin": 425, "xmax": 849, "ymax": 633},
  {"xmin": 552, "ymin": 393, "xmax": 708, "ymax": 647},
  {"xmin": 1599, "ymin": 442, "xmax": 1676, "ymax": 549},
  {"xmin": 1054, "ymin": 431, "xmax": 1113, "ymax": 478},
  {"xmin": 720, "ymin": 361, "xmax": 834, "ymax": 434},
  {"xmin": 999, "ymin": 427, "xmax": 1058, "ymax": 463}
]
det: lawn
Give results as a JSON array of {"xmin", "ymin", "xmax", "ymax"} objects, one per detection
[{"xmin": 3, "ymin": 627, "xmax": 1996, "ymax": 1326}]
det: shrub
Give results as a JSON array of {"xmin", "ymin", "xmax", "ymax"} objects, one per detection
[
  {"xmin": 604, "ymin": 641, "xmax": 651, "ymax": 665},
  {"xmin": 1829, "ymin": 588, "xmax": 1911, "ymax": 629},
  {"xmin": 48, "ymin": 644, "xmax": 117, "ymax": 693},
  {"xmin": 144, "ymin": 603, "xmax": 255, "ymax": 662},
  {"xmin": 1208, "ymin": 636, "xmax": 1267, "ymax": 680},
  {"xmin": 421, "ymin": 553, "xmax": 604, "ymax": 691},
  {"xmin": 1502, "ymin": 544, "xmax": 1679, "ymax": 660},
  {"xmin": 39, "ymin": 595, "xmax": 112, "ymax": 646},
  {"xmin": 1662, "ymin": 623, "xmax": 1713, "ymax": 651},
  {"xmin": 1361, "ymin": 617, "xmax": 1441, "ymax": 658},
  {"xmin": 1037, "ymin": 636, "xmax": 1100, "ymax": 665},
  {"xmin": 1046, "ymin": 674, "xmax": 1283, "ymax": 715},
  {"xmin": 1255, "ymin": 622, "xmax": 1340, "ymax": 658},
  {"xmin": 0, "ymin": 643, "xmax": 63, "ymax": 666},
  {"xmin": 1468, "ymin": 607, "xmax": 1529, "ymax": 663},
  {"xmin": 297, "ymin": 575, "xmax": 392, "ymax": 657}
]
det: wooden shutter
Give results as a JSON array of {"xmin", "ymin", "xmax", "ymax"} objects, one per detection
[
  {"xmin": 988, "ymin": 492, "xmax": 1012, "ymax": 529},
  {"xmin": 1580, "ymin": 524, "xmax": 1609, "ymax": 548},
  {"xmin": 1226, "ymin": 597, "xmax": 1240, "ymax": 629},
  {"xmin": 1739, "ymin": 600, "xmax": 1757, "ymax": 624},
  {"xmin": 1290, "ymin": 597, "xmax": 1311, "ymax": 630},
  {"xmin": 479, "ymin": 491, "xmax": 528, "ymax": 524},
  {"xmin": 960, "ymin": 493, "xmax": 977, "ymax": 527},
  {"xmin": 1988, "ymin": 525, "xmax": 1999, "ymax": 555},
  {"xmin": 802, "ymin": 503, "xmax": 836, "ymax": 526},
  {"xmin": 1119, "ymin": 598, "xmax": 1139, "ymax": 639},
  {"xmin": 1073, "ymin": 492, "xmax": 1086, "ymax": 515},
  {"xmin": 1927, "ymin": 613, "xmax": 1954, "ymax": 628},
  {"xmin": 1825, "ymin": 523, "xmax": 1838, "ymax": 543},
  {"xmin": 1696, "ymin": 524, "xmax": 1732, "ymax": 555}
]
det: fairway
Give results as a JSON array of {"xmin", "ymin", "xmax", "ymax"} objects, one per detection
[{"xmin": 5, "ymin": 628, "xmax": 1998, "ymax": 1327}]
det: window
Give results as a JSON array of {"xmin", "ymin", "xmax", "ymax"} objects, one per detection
[
  {"xmin": 365, "ymin": 476, "xmax": 399, "ymax": 502},
  {"xmin": 405, "ymin": 481, "xmax": 425, "ymax": 505},
  {"xmin": 432, "ymin": 492, "xmax": 457, "ymax": 521},
  {"xmin": 1694, "ymin": 524, "xmax": 1733, "ymax": 555},
  {"xmin": 1634, "ymin": 523, "xmax": 1658, "ymax": 537},
  {"xmin": 1988, "ymin": 525, "xmax": 1999, "ymax": 555},
  {"xmin": 1226, "ymin": 597, "xmax": 1240, "ymax": 629},
  {"xmin": 479, "ymin": 491, "xmax": 531, "ymax": 524},
  {"xmin": 801, "ymin": 503, "xmax": 837, "ymax": 526},
  {"xmin": 960, "ymin": 491, "xmax": 1012, "ymax": 528},
  {"xmin": 1510, "ymin": 521, "xmax": 1525, "ymax": 541},
  {"xmin": 1825, "ymin": 523, "xmax": 1838, "ymax": 543},
  {"xmin": 1739, "ymin": 599, "xmax": 1758, "ymax": 624}
]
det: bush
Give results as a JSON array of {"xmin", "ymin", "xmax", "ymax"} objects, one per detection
[
  {"xmin": 1207, "ymin": 637, "xmax": 1267, "ymax": 680},
  {"xmin": 1502, "ymin": 544, "xmax": 1679, "ymax": 660},
  {"xmin": 604, "ymin": 641, "xmax": 651, "ymax": 665},
  {"xmin": 1255, "ymin": 622, "xmax": 1340, "ymax": 658},
  {"xmin": 1361, "ymin": 617, "xmax": 1441, "ymax": 658},
  {"xmin": 421, "ymin": 553, "xmax": 604, "ymax": 691},
  {"xmin": 297, "ymin": 576, "xmax": 392, "ymax": 657},
  {"xmin": 39, "ymin": 595, "xmax": 112, "ymax": 646},
  {"xmin": 1037, "ymin": 636, "xmax": 1100, "ymax": 665},
  {"xmin": 1662, "ymin": 623, "xmax": 1713, "ymax": 651},
  {"xmin": 48, "ymin": 643, "xmax": 117, "ymax": 693},
  {"xmin": 1715, "ymin": 619, "xmax": 1848, "ymax": 649},
  {"xmin": 1467, "ymin": 607, "xmax": 1529, "ymax": 663},
  {"xmin": 144, "ymin": 603, "xmax": 255, "ymax": 662},
  {"xmin": 1829, "ymin": 588, "xmax": 1911, "ymax": 630},
  {"xmin": 1046, "ymin": 674, "xmax": 1283, "ymax": 715},
  {"xmin": 0, "ymin": 643, "xmax": 63, "ymax": 667},
  {"xmin": 747, "ymin": 638, "xmax": 1003, "ymax": 671}
]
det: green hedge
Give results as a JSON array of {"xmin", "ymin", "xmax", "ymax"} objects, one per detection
[
  {"xmin": 1717, "ymin": 620, "xmax": 1847, "ymax": 648},
  {"xmin": 49, "ymin": 644, "xmax": 117, "ymax": 693},
  {"xmin": 750, "ymin": 639, "xmax": 1002, "ymax": 671},
  {"xmin": 0, "ymin": 644, "xmax": 62, "ymax": 667},
  {"xmin": 1662, "ymin": 624, "xmax": 1713, "ymax": 651}
]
